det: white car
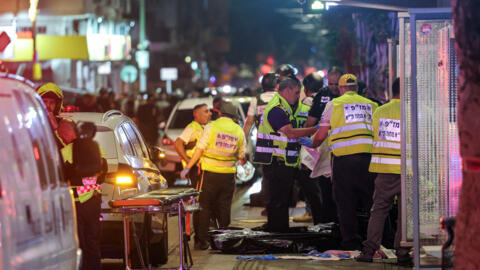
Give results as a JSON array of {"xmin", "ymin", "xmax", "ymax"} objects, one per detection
[
  {"xmin": 61, "ymin": 110, "xmax": 169, "ymax": 265},
  {"xmin": 0, "ymin": 73, "xmax": 80, "ymax": 269},
  {"xmin": 156, "ymin": 96, "xmax": 257, "ymax": 186}
]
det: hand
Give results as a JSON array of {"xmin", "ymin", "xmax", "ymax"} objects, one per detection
[
  {"xmin": 180, "ymin": 167, "xmax": 191, "ymax": 179},
  {"xmin": 298, "ymin": 137, "xmax": 313, "ymax": 148},
  {"xmin": 47, "ymin": 111, "xmax": 59, "ymax": 130},
  {"xmin": 238, "ymin": 158, "xmax": 246, "ymax": 166}
]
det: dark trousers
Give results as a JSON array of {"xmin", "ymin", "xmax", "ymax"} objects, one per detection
[
  {"xmin": 76, "ymin": 194, "xmax": 102, "ymax": 270},
  {"xmin": 264, "ymin": 159, "xmax": 295, "ymax": 233},
  {"xmin": 318, "ymin": 175, "xmax": 338, "ymax": 223},
  {"xmin": 198, "ymin": 171, "xmax": 235, "ymax": 243},
  {"xmin": 363, "ymin": 173, "xmax": 408, "ymax": 255},
  {"xmin": 332, "ymin": 153, "xmax": 375, "ymax": 250},
  {"xmin": 298, "ymin": 168, "xmax": 324, "ymax": 224},
  {"xmin": 189, "ymin": 164, "xmax": 201, "ymax": 189},
  {"xmin": 189, "ymin": 165, "xmax": 201, "ymax": 242}
]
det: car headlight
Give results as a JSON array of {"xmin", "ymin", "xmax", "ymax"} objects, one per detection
[{"xmin": 116, "ymin": 175, "xmax": 134, "ymax": 185}]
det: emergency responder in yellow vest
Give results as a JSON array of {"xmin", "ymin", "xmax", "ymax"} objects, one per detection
[
  {"xmin": 180, "ymin": 102, "xmax": 246, "ymax": 250},
  {"xmin": 253, "ymin": 78, "xmax": 319, "ymax": 233},
  {"xmin": 293, "ymin": 72, "xmax": 327, "ymax": 224},
  {"xmin": 38, "ymin": 83, "xmax": 106, "ymax": 270},
  {"xmin": 300, "ymin": 74, "xmax": 378, "ymax": 250},
  {"xmin": 174, "ymin": 103, "xmax": 212, "ymax": 189},
  {"xmin": 243, "ymin": 72, "xmax": 280, "ymax": 212},
  {"xmin": 174, "ymin": 103, "xmax": 211, "ymax": 248},
  {"xmin": 36, "ymin": 82, "xmax": 73, "ymax": 148},
  {"xmin": 355, "ymin": 78, "xmax": 412, "ymax": 266}
]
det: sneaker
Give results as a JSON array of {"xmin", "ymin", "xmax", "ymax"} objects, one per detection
[
  {"xmin": 356, "ymin": 247, "xmax": 375, "ymax": 263},
  {"xmin": 293, "ymin": 212, "xmax": 313, "ymax": 222}
]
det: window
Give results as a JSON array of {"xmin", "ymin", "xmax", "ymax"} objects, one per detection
[
  {"xmin": 168, "ymin": 109, "xmax": 193, "ymax": 129},
  {"xmin": 117, "ymin": 126, "xmax": 134, "ymax": 156},
  {"xmin": 123, "ymin": 123, "xmax": 148, "ymax": 159}
]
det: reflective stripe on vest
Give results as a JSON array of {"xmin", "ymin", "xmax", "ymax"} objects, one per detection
[
  {"xmin": 201, "ymin": 117, "xmax": 244, "ymax": 174},
  {"xmin": 328, "ymin": 91, "xmax": 377, "ymax": 157},
  {"xmin": 257, "ymin": 133, "xmax": 297, "ymax": 143},
  {"xmin": 253, "ymin": 93, "xmax": 300, "ymax": 167},
  {"xmin": 369, "ymin": 99, "xmax": 401, "ymax": 174},
  {"xmin": 185, "ymin": 121, "xmax": 204, "ymax": 158}
]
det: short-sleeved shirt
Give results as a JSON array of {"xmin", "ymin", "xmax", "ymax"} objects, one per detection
[
  {"xmin": 308, "ymin": 87, "xmax": 339, "ymax": 119},
  {"xmin": 178, "ymin": 125, "xmax": 198, "ymax": 144},
  {"xmin": 319, "ymin": 101, "xmax": 334, "ymax": 126},
  {"xmin": 267, "ymin": 107, "xmax": 291, "ymax": 132}
]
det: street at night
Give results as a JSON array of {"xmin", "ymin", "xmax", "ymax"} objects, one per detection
[{"xmin": 0, "ymin": 0, "xmax": 479, "ymax": 269}]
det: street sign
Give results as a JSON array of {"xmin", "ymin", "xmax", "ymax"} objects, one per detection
[
  {"xmin": 0, "ymin": 32, "xmax": 11, "ymax": 52},
  {"xmin": 160, "ymin": 67, "xmax": 178, "ymax": 81},
  {"xmin": 136, "ymin": 50, "xmax": 149, "ymax": 69},
  {"xmin": 120, "ymin": 65, "xmax": 138, "ymax": 83}
]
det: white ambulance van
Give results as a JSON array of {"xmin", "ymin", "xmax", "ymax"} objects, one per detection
[{"xmin": 0, "ymin": 73, "xmax": 80, "ymax": 269}]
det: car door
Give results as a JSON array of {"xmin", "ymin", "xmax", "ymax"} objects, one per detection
[{"xmin": 29, "ymin": 93, "xmax": 78, "ymax": 268}]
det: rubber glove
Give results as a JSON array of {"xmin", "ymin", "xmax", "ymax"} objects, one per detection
[
  {"xmin": 180, "ymin": 167, "xmax": 190, "ymax": 179},
  {"xmin": 298, "ymin": 137, "xmax": 313, "ymax": 148}
]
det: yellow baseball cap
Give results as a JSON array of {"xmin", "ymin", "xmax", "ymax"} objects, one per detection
[{"xmin": 338, "ymin": 74, "xmax": 358, "ymax": 87}]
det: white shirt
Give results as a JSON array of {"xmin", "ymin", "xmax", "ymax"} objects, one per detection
[
  {"xmin": 319, "ymin": 100, "xmax": 333, "ymax": 126},
  {"xmin": 178, "ymin": 125, "xmax": 199, "ymax": 144}
]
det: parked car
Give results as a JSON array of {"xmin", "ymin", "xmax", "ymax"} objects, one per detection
[
  {"xmin": 156, "ymin": 96, "xmax": 257, "ymax": 186},
  {"xmin": 0, "ymin": 73, "xmax": 80, "ymax": 269},
  {"xmin": 60, "ymin": 110, "xmax": 169, "ymax": 265}
]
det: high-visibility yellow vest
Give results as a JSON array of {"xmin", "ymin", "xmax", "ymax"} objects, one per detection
[
  {"xmin": 369, "ymin": 99, "xmax": 401, "ymax": 174},
  {"xmin": 201, "ymin": 117, "xmax": 244, "ymax": 174},
  {"xmin": 294, "ymin": 98, "xmax": 311, "ymax": 128},
  {"xmin": 184, "ymin": 121, "xmax": 204, "ymax": 158},
  {"xmin": 328, "ymin": 91, "xmax": 378, "ymax": 156},
  {"xmin": 254, "ymin": 93, "xmax": 300, "ymax": 167}
]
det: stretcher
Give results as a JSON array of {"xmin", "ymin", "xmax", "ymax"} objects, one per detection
[{"xmin": 109, "ymin": 187, "xmax": 200, "ymax": 270}]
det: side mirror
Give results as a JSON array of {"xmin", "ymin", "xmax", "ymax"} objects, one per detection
[{"xmin": 158, "ymin": 121, "xmax": 166, "ymax": 130}]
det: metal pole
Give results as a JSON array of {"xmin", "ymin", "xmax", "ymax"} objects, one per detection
[
  {"xmin": 166, "ymin": 80, "xmax": 172, "ymax": 95},
  {"xmin": 123, "ymin": 214, "xmax": 131, "ymax": 270},
  {"xmin": 177, "ymin": 200, "xmax": 184, "ymax": 270},
  {"xmin": 138, "ymin": 0, "xmax": 147, "ymax": 92},
  {"xmin": 410, "ymin": 13, "xmax": 421, "ymax": 270},
  {"xmin": 387, "ymin": 38, "xmax": 396, "ymax": 100}
]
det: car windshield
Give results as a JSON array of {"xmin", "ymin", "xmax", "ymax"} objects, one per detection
[{"xmin": 169, "ymin": 109, "xmax": 194, "ymax": 129}]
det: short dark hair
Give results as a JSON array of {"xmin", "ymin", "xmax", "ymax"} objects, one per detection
[
  {"xmin": 303, "ymin": 72, "xmax": 324, "ymax": 92},
  {"xmin": 328, "ymin": 66, "xmax": 344, "ymax": 76},
  {"xmin": 261, "ymin": 73, "xmax": 280, "ymax": 91},
  {"xmin": 392, "ymin": 78, "xmax": 400, "ymax": 97},
  {"xmin": 278, "ymin": 78, "xmax": 301, "ymax": 92},
  {"xmin": 193, "ymin": 103, "xmax": 208, "ymax": 112}
]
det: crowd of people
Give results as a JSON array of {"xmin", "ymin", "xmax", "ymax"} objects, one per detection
[{"xmin": 173, "ymin": 64, "xmax": 410, "ymax": 266}]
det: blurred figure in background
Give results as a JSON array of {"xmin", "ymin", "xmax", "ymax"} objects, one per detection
[
  {"xmin": 77, "ymin": 93, "xmax": 102, "ymax": 112},
  {"xmin": 107, "ymin": 91, "xmax": 121, "ymax": 111},
  {"xmin": 136, "ymin": 94, "xmax": 162, "ymax": 146},
  {"xmin": 97, "ymin": 87, "xmax": 110, "ymax": 112},
  {"xmin": 123, "ymin": 94, "xmax": 137, "ymax": 118},
  {"xmin": 212, "ymin": 96, "xmax": 224, "ymax": 120}
]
